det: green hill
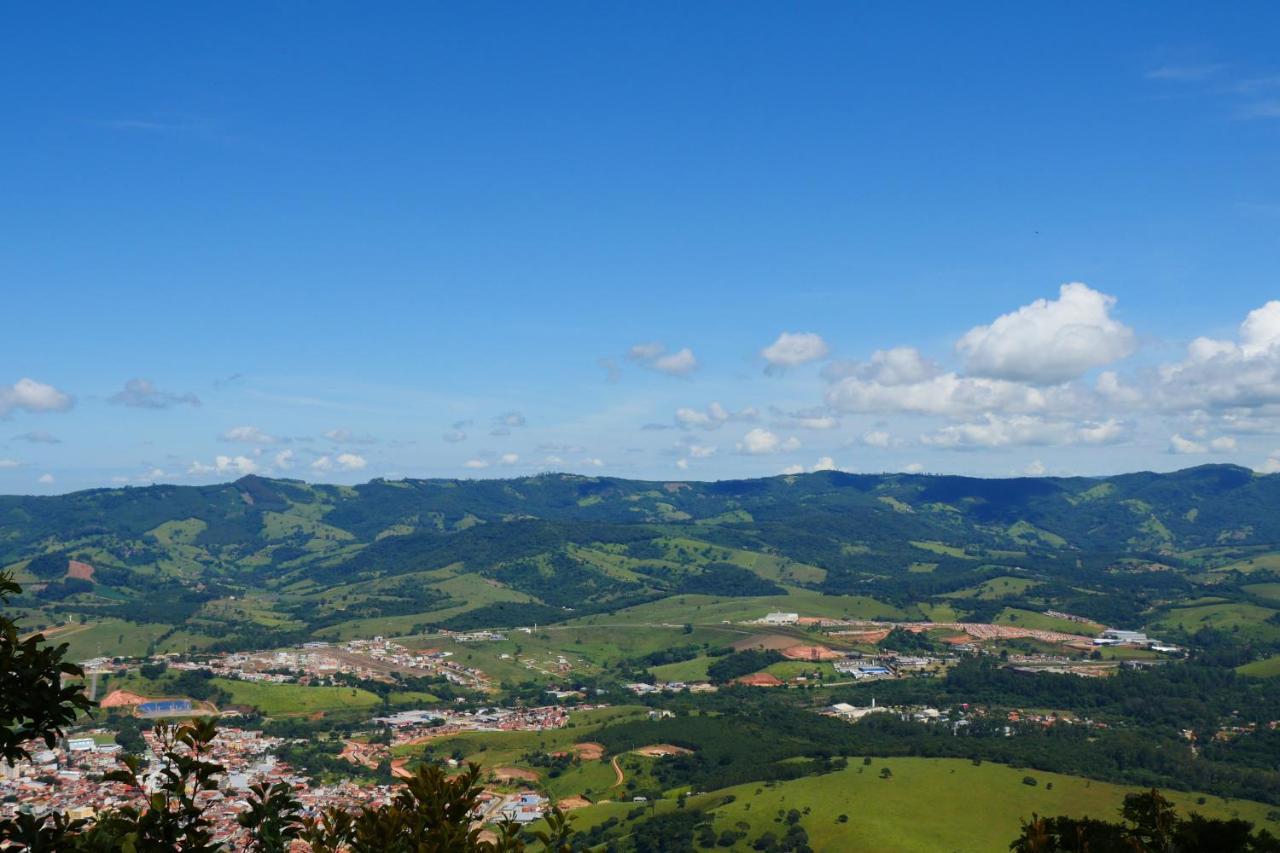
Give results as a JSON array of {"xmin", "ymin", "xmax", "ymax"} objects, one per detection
[{"xmin": 4, "ymin": 466, "xmax": 1280, "ymax": 658}]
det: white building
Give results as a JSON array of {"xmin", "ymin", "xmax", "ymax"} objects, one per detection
[{"xmin": 761, "ymin": 612, "xmax": 799, "ymax": 625}]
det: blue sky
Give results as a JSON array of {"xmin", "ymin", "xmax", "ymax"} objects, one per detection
[{"xmin": 3, "ymin": 3, "xmax": 1280, "ymax": 492}]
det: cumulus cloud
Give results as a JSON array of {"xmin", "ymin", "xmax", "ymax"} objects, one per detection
[
  {"xmin": 675, "ymin": 458, "xmax": 690, "ymax": 470},
  {"xmin": 674, "ymin": 402, "xmax": 758, "ymax": 430},
  {"xmin": 14, "ymin": 430, "xmax": 60, "ymax": 444},
  {"xmin": 1169, "ymin": 434, "xmax": 1208, "ymax": 455},
  {"xmin": 782, "ymin": 457, "xmax": 839, "ymax": 475},
  {"xmin": 220, "ymin": 425, "xmax": 284, "ymax": 444},
  {"xmin": 956, "ymin": 283, "xmax": 1135, "ymax": 384},
  {"xmin": 464, "ymin": 459, "xmax": 489, "ymax": 469},
  {"xmin": 761, "ymin": 332, "xmax": 829, "ymax": 370},
  {"xmin": 736, "ymin": 428, "xmax": 801, "ymax": 455},
  {"xmin": 862, "ymin": 430, "xmax": 894, "ymax": 448},
  {"xmin": 37, "ymin": 473, "xmax": 55, "ymax": 485},
  {"xmin": 653, "ymin": 348, "xmax": 698, "ymax": 376},
  {"xmin": 903, "ymin": 462, "xmax": 925, "ymax": 473},
  {"xmin": 1024, "ymin": 460, "xmax": 1047, "ymax": 476},
  {"xmin": 827, "ymin": 371, "xmax": 1054, "ymax": 417},
  {"xmin": 274, "ymin": 450, "xmax": 295, "ymax": 470},
  {"xmin": 0, "ymin": 378, "xmax": 74, "ymax": 418},
  {"xmin": 311, "ymin": 453, "xmax": 367, "ymax": 472},
  {"xmin": 500, "ymin": 453, "xmax": 519, "ymax": 465},
  {"xmin": 109, "ymin": 378, "xmax": 200, "ymax": 409},
  {"xmin": 1258, "ymin": 451, "xmax": 1280, "ymax": 474},
  {"xmin": 1153, "ymin": 300, "xmax": 1280, "ymax": 412},
  {"xmin": 189, "ymin": 455, "xmax": 258, "ymax": 476},
  {"xmin": 922, "ymin": 415, "xmax": 1130, "ymax": 449},
  {"xmin": 0, "ymin": 459, "xmax": 23, "ymax": 469},
  {"xmin": 629, "ymin": 343, "xmax": 699, "ymax": 376}
]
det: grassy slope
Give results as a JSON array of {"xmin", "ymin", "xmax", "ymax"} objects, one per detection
[{"xmin": 563, "ymin": 758, "xmax": 1278, "ymax": 852}]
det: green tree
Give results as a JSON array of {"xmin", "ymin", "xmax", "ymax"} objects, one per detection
[{"xmin": 0, "ymin": 572, "xmax": 94, "ymax": 764}]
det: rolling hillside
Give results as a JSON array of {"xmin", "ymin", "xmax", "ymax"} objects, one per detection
[{"xmin": 4, "ymin": 465, "xmax": 1280, "ymax": 658}]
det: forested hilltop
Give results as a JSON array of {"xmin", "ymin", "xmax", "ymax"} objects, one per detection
[{"xmin": 3, "ymin": 465, "xmax": 1280, "ymax": 660}]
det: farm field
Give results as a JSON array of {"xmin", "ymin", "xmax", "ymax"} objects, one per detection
[
  {"xmin": 568, "ymin": 588, "xmax": 913, "ymax": 627},
  {"xmin": 994, "ymin": 607, "xmax": 1104, "ymax": 634},
  {"xmin": 1237, "ymin": 654, "xmax": 1280, "ymax": 678},
  {"xmin": 558, "ymin": 758, "xmax": 1279, "ymax": 852},
  {"xmin": 210, "ymin": 679, "xmax": 385, "ymax": 715},
  {"xmin": 1150, "ymin": 601, "xmax": 1280, "ymax": 641}
]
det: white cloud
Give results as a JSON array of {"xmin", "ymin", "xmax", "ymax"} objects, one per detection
[
  {"xmin": 544, "ymin": 455, "xmax": 564, "ymax": 465},
  {"xmin": 956, "ymin": 283, "xmax": 1135, "ymax": 384},
  {"xmin": 737, "ymin": 428, "xmax": 800, "ymax": 455},
  {"xmin": 781, "ymin": 464, "xmax": 805, "ymax": 475},
  {"xmin": 220, "ymin": 425, "xmax": 283, "ymax": 444},
  {"xmin": 823, "ymin": 347, "xmax": 941, "ymax": 387},
  {"xmin": 189, "ymin": 455, "xmax": 258, "ymax": 476},
  {"xmin": 1076, "ymin": 418, "xmax": 1127, "ymax": 445},
  {"xmin": 1152, "ymin": 301, "xmax": 1280, "ymax": 412},
  {"xmin": 583, "ymin": 457, "xmax": 604, "ymax": 467},
  {"xmin": 827, "ymin": 371, "xmax": 1053, "ymax": 417},
  {"xmin": 1210, "ymin": 436, "xmax": 1238, "ymax": 452},
  {"xmin": 652, "ymin": 348, "xmax": 698, "ymax": 376},
  {"xmin": 811, "ymin": 456, "xmax": 838, "ymax": 472},
  {"xmin": 443, "ymin": 430, "xmax": 467, "ymax": 443},
  {"xmin": 674, "ymin": 402, "xmax": 757, "ymax": 430},
  {"xmin": 274, "ymin": 450, "xmax": 295, "ymax": 470},
  {"xmin": 1258, "ymin": 451, "xmax": 1280, "ymax": 474},
  {"xmin": 923, "ymin": 415, "xmax": 1130, "ymax": 449},
  {"xmin": 629, "ymin": 343, "xmax": 699, "ymax": 376},
  {"xmin": 109, "ymin": 378, "xmax": 200, "ymax": 409},
  {"xmin": 0, "ymin": 459, "xmax": 23, "ymax": 469},
  {"xmin": 312, "ymin": 453, "xmax": 367, "ymax": 472},
  {"xmin": 464, "ymin": 459, "xmax": 489, "ymax": 469},
  {"xmin": 38, "ymin": 473, "xmax": 55, "ymax": 484},
  {"xmin": 1169, "ymin": 434, "xmax": 1207, "ymax": 455},
  {"xmin": 903, "ymin": 462, "xmax": 925, "ymax": 473},
  {"xmin": 687, "ymin": 444, "xmax": 716, "ymax": 458},
  {"xmin": 862, "ymin": 430, "xmax": 893, "ymax": 448},
  {"xmin": 0, "ymin": 378, "xmax": 74, "ymax": 418},
  {"xmin": 500, "ymin": 453, "xmax": 519, "ymax": 465},
  {"xmin": 1024, "ymin": 460, "xmax": 1047, "ymax": 476},
  {"xmin": 761, "ymin": 332, "xmax": 829, "ymax": 370},
  {"xmin": 675, "ymin": 458, "xmax": 690, "ymax": 470}
]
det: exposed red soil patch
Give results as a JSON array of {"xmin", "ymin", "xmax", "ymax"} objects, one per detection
[
  {"xmin": 780, "ymin": 644, "xmax": 841, "ymax": 661},
  {"xmin": 733, "ymin": 672, "xmax": 784, "ymax": 687},
  {"xmin": 557, "ymin": 796, "xmax": 593, "ymax": 810},
  {"xmin": 493, "ymin": 767, "xmax": 540, "ymax": 783},
  {"xmin": 100, "ymin": 690, "xmax": 150, "ymax": 708},
  {"xmin": 66, "ymin": 560, "xmax": 95, "ymax": 581},
  {"xmin": 570, "ymin": 742, "xmax": 604, "ymax": 760}
]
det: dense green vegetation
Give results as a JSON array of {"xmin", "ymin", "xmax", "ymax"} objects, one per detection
[{"xmin": 5, "ymin": 466, "xmax": 1280, "ymax": 664}]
